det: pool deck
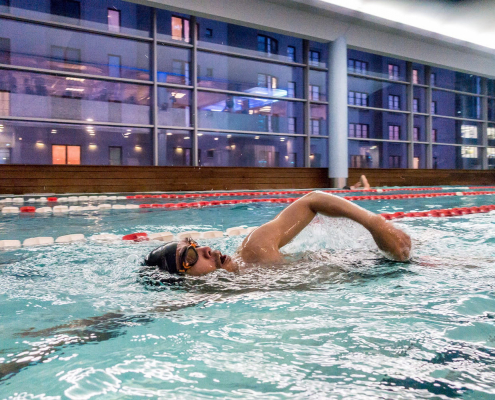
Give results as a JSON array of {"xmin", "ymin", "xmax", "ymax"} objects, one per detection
[{"xmin": 1, "ymin": 165, "xmax": 494, "ymax": 195}]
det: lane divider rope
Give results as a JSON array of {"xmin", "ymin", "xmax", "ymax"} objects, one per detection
[
  {"xmin": 0, "ymin": 205, "xmax": 493, "ymax": 250},
  {"xmin": 1, "ymin": 190, "xmax": 494, "ymax": 215}
]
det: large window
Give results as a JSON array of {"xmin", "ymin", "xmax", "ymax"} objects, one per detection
[
  {"xmin": 172, "ymin": 16, "xmax": 190, "ymax": 42},
  {"xmin": 108, "ymin": 9, "xmax": 121, "ymax": 32},
  {"xmin": 258, "ymin": 35, "xmax": 278, "ymax": 55},
  {"xmin": 52, "ymin": 144, "xmax": 80, "ymax": 165}
]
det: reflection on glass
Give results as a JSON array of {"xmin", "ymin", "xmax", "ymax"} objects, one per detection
[
  {"xmin": 0, "ymin": 70, "xmax": 150, "ymax": 124},
  {"xmin": 488, "ymin": 124, "xmax": 495, "ymax": 146},
  {"xmin": 433, "ymin": 144, "xmax": 482, "ymax": 170},
  {"xmin": 157, "ymin": 45, "xmax": 191, "ymax": 85},
  {"xmin": 0, "ymin": 19, "xmax": 151, "ymax": 80},
  {"xmin": 413, "ymin": 144, "xmax": 427, "ymax": 168},
  {"xmin": 348, "ymin": 109, "xmax": 408, "ymax": 140},
  {"xmin": 432, "ymin": 117, "xmax": 482, "ymax": 145},
  {"xmin": 348, "ymin": 140, "xmax": 408, "ymax": 168},
  {"xmin": 348, "ymin": 77, "xmax": 408, "ymax": 111},
  {"xmin": 347, "ymin": 49, "xmax": 406, "ymax": 81},
  {"xmin": 432, "ymin": 90, "xmax": 482, "ymax": 120},
  {"xmin": 198, "ymin": 92, "xmax": 303, "ymax": 133},
  {"xmin": 488, "ymin": 147, "xmax": 495, "ymax": 170},
  {"xmin": 412, "ymin": 63, "xmax": 426, "ymax": 85},
  {"xmin": 197, "ymin": 52, "xmax": 303, "ymax": 97},
  {"xmin": 309, "ymin": 70, "xmax": 327, "ymax": 101},
  {"xmin": 0, "ymin": 119, "xmax": 151, "ymax": 165},
  {"xmin": 157, "ymin": 88, "xmax": 190, "ymax": 127},
  {"xmin": 310, "ymin": 138, "xmax": 328, "ymax": 167},
  {"xmin": 2, "ymin": 1, "xmax": 151, "ymax": 37},
  {"xmin": 310, "ymin": 104, "xmax": 327, "ymax": 136},
  {"xmin": 157, "ymin": 129, "xmax": 192, "ymax": 166},
  {"xmin": 197, "ymin": 132, "xmax": 303, "ymax": 167},
  {"xmin": 430, "ymin": 67, "xmax": 481, "ymax": 94}
]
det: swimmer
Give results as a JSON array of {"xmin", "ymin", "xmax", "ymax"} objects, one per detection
[
  {"xmin": 343, "ymin": 174, "xmax": 371, "ymax": 190},
  {"xmin": 143, "ymin": 191, "xmax": 411, "ymax": 276}
]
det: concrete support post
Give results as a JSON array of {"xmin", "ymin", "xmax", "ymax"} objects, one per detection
[
  {"xmin": 327, "ymin": 36, "xmax": 348, "ymax": 188},
  {"xmin": 425, "ymin": 66, "xmax": 433, "ymax": 169},
  {"xmin": 303, "ymin": 40, "xmax": 311, "ymax": 167},
  {"xmin": 406, "ymin": 62, "xmax": 414, "ymax": 168},
  {"xmin": 481, "ymin": 78, "xmax": 488, "ymax": 170}
]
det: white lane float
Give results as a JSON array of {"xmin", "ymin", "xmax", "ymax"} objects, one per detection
[
  {"xmin": 82, "ymin": 205, "xmax": 99, "ymax": 211},
  {"xmin": 88, "ymin": 196, "xmax": 99, "ymax": 201},
  {"xmin": 177, "ymin": 231, "xmax": 201, "ymax": 240},
  {"xmin": 200, "ymin": 231, "xmax": 224, "ymax": 239},
  {"xmin": 0, "ymin": 198, "xmax": 13, "ymax": 203},
  {"xmin": 98, "ymin": 204, "xmax": 112, "ymax": 210},
  {"xmin": 0, "ymin": 240, "xmax": 22, "ymax": 250},
  {"xmin": 225, "ymin": 227, "xmax": 247, "ymax": 236},
  {"xmin": 13, "ymin": 198, "xmax": 24, "ymax": 204},
  {"xmin": 245, "ymin": 226, "xmax": 258, "ymax": 234},
  {"xmin": 53, "ymin": 205, "xmax": 69, "ymax": 214},
  {"xmin": 107, "ymin": 196, "xmax": 117, "ymax": 201},
  {"xmin": 90, "ymin": 233, "xmax": 120, "ymax": 242},
  {"xmin": 148, "ymin": 232, "xmax": 175, "ymax": 241},
  {"xmin": 23, "ymin": 237, "xmax": 54, "ymax": 247},
  {"xmin": 117, "ymin": 196, "xmax": 127, "ymax": 200},
  {"xmin": 55, "ymin": 234, "xmax": 85, "ymax": 244},
  {"xmin": 68, "ymin": 196, "xmax": 79, "ymax": 202},
  {"xmin": 78, "ymin": 196, "xmax": 89, "ymax": 201},
  {"xmin": 125, "ymin": 204, "xmax": 140, "ymax": 209},
  {"xmin": 57, "ymin": 197, "xmax": 68, "ymax": 203},
  {"xmin": 69, "ymin": 206, "xmax": 83, "ymax": 212},
  {"xmin": 27, "ymin": 198, "xmax": 36, "ymax": 203},
  {"xmin": 35, "ymin": 207, "xmax": 52, "ymax": 214},
  {"xmin": 37, "ymin": 197, "xmax": 48, "ymax": 203},
  {"xmin": 98, "ymin": 195, "xmax": 108, "ymax": 201},
  {"xmin": 2, "ymin": 207, "xmax": 20, "ymax": 214},
  {"xmin": 112, "ymin": 205, "xmax": 126, "ymax": 210}
]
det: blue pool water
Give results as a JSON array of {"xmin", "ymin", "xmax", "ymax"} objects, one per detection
[{"xmin": 0, "ymin": 189, "xmax": 494, "ymax": 399}]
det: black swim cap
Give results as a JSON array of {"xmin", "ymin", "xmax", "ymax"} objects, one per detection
[{"xmin": 143, "ymin": 242, "xmax": 179, "ymax": 274}]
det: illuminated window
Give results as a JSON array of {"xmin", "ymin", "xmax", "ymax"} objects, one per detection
[
  {"xmin": 388, "ymin": 125, "xmax": 400, "ymax": 140},
  {"xmin": 258, "ymin": 35, "xmax": 278, "ymax": 55},
  {"xmin": 388, "ymin": 95, "xmax": 400, "ymax": 110},
  {"xmin": 257, "ymin": 73, "xmax": 278, "ymax": 89},
  {"xmin": 388, "ymin": 64, "xmax": 399, "ymax": 80},
  {"xmin": 348, "ymin": 59, "xmax": 368, "ymax": 74},
  {"xmin": 287, "ymin": 46, "xmax": 296, "ymax": 62},
  {"xmin": 413, "ymin": 98, "xmax": 419, "ymax": 113},
  {"xmin": 461, "ymin": 125, "xmax": 478, "ymax": 139},
  {"xmin": 412, "ymin": 69, "xmax": 419, "ymax": 84},
  {"xmin": 461, "ymin": 146, "xmax": 478, "ymax": 159},
  {"xmin": 0, "ymin": 148, "xmax": 10, "ymax": 164},
  {"xmin": 52, "ymin": 145, "xmax": 80, "ymax": 165},
  {"xmin": 172, "ymin": 16, "xmax": 190, "ymax": 42},
  {"xmin": 431, "ymin": 101, "xmax": 437, "ymax": 114},
  {"xmin": 432, "ymin": 129, "xmax": 437, "ymax": 142},
  {"xmin": 0, "ymin": 91, "xmax": 10, "ymax": 115},
  {"xmin": 107, "ymin": 9, "xmax": 120, "ymax": 32},
  {"xmin": 309, "ymin": 50, "xmax": 320, "ymax": 66},
  {"xmin": 430, "ymin": 73, "xmax": 436, "ymax": 86},
  {"xmin": 348, "ymin": 91, "xmax": 368, "ymax": 106},
  {"xmin": 349, "ymin": 123, "xmax": 369, "ymax": 138},
  {"xmin": 310, "ymin": 85, "xmax": 320, "ymax": 101},
  {"xmin": 488, "ymin": 127, "xmax": 495, "ymax": 139}
]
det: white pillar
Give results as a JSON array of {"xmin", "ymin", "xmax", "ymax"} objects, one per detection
[{"xmin": 328, "ymin": 36, "xmax": 348, "ymax": 188}]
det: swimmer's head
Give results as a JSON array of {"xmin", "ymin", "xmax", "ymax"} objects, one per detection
[{"xmin": 144, "ymin": 238, "xmax": 238, "ymax": 276}]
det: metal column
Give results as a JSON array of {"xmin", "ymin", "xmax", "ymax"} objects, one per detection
[
  {"xmin": 191, "ymin": 16, "xmax": 199, "ymax": 167},
  {"xmin": 425, "ymin": 66, "xmax": 433, "ymax": 169},
  {"xmin": 151, "ymin": 9, "xmax": 159, "ymax": 166},
  {"xmin": 303, "ymin": 40, "xmax": 311, "ymax": 167},
  {"xmin": 327, "ymin": 36, "xmax": 348, "ymax": 188},
  {"xmin": 406, "ymin": 62, "xmax": 414, "ymax": 168},
  {"xmin": 481, "ymin": 78, "xmax": 488, "ymax": 169}
]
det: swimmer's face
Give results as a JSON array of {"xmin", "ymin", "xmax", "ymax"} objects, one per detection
[{"xmin": 176, "ymin": 240, "xmax": 237, "ymax": 276}]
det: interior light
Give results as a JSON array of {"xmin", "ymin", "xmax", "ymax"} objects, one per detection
[
  {"xmin": 135, "ymin": 145, "xmax": 142, "ymax": 152},
  {"xmin": 184, "ymin": 137, "xmax": 190, "ymax": 139},
  {"xmin": 214, "ymin": 137, "xmax": 219, "ymax": 140},
  {"xmin": 86, "ymin": 118, "xmax": 93, "ymax": 122},
  {"xmin": 36, "ymin": 141, "xmax": 45, "ymax": 147},
  {"xmin": 227, "ymin": 134, "xmax": 232, "ymax": 138},
  {"xmin": 166, "ymin": 132, "xmax": 173, "ymax": 136},
  {"xmin": 198, "ymin": 133, "xmax": 203, "ymax": 136},
  {"xmin": 51, "ymin": 129, "xmax": 57, "ymax": 134},
  {"xmin": 89, "ymin": 144, "xmax": 97, "ymax": 149},
  {"xmin": 370, "ymin": 146, "xmax": 377, "ymax": 150},
  {"xmin": 89, "ymin": 133, "xmax": 95, "ymax": 136},
  {"xmin": 6, "ymin": 143, "xmax": 10, "ymax": 146},
  {"xmin": 285, "ymin": 155, "xmax": 289, "ymax": 160},
  {"xmin": 18, "ymin": 137, "xmax": 22, "ymax": 141},
  {"xmin": 255, "ymin": 136, "xmax": 260, "ymax": 139},
  {"xmin": 174, "ymin": 93, "xmax": 186, "ymax": 99},
  {"xmin": 66, "ymin": 88, "xmax": 84, "ymax": 92},
  {"xmin": 67, "ymin": 77, "xmax": 85, "ymax": 82}
]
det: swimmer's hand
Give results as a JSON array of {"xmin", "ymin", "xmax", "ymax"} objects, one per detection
[{"xmin": 368, "ymin": 215, "xmax": 411, "ymax": 262}]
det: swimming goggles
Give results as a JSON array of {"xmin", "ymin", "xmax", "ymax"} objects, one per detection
[{"xmin": 178, "ymin": 238, "xmax": 199, "ymax": 273}]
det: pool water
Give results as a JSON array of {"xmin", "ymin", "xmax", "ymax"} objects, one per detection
[{"xmin": 1, "ymin": 190, "xmax": 494, "ymax": 399}]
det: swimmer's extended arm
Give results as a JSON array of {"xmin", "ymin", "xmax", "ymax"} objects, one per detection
[{"xmin": 239, "ymin": 191, "xmax": 411, "ymax": 263}]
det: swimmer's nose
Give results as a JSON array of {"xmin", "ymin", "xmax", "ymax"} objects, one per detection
[{"xmin": 198, "ymin": 246, "xmax": 212, "ymax": 258}]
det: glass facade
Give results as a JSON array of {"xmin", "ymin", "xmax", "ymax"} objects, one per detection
[
  {"xmin": 0, "ymin": 1, "xmax": 493, "ymax": 169},
  {"xmin": 347, "ymin": 49, "xmax": 493, "ymax": 169}
]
